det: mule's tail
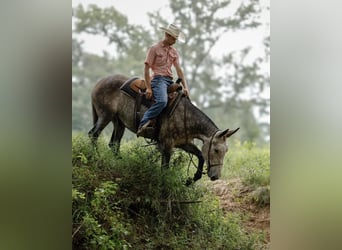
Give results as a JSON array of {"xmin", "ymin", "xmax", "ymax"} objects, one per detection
[
  {"xmin": 88, "ymin": 102, "xmax": 98, "ymax": 141},
  {"xmin": 91, "ymin": 102, "xmax": 98, "ymax": 126}
]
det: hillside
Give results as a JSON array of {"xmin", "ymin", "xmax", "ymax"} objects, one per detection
[{"xmin": 72, "ymin": 134, "xmax": 270, "ymax": 249}]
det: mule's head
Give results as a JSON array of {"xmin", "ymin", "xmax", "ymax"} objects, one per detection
[{"xmin": 202, "ymin": 128, "xmax": 239, "ymax": 181}]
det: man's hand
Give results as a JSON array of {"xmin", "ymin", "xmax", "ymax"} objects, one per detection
[
  {"xmin": 145, "ymin": 87, "xmax": 153, "ymax": 99},
  {"xmin": 183, "ymin": 88, "xmax": 189, "ymax": 97}
]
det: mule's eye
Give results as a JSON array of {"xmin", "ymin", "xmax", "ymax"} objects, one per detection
[{"xmin": 214, "ymin": 149, "xmax": 219, "ymax": 153}]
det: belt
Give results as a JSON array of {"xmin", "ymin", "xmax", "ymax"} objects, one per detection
[{"xmin": 154, "ymin": 75, "xmax": 173, "ymax": 80}]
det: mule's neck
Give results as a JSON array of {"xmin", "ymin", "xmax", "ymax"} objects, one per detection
[{"xmin": 183, "ymin": 98, "xmax": 219, "ymax": 141}]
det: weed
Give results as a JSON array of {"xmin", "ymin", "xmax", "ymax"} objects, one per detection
[{"xmin": 72, "ymin": 135, "xmax": 265, "ymax": 249}]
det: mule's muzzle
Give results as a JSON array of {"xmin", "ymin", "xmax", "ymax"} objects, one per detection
[{"xmin": 210, "ymin": 176, "xmax": 219, "ymax": 181}]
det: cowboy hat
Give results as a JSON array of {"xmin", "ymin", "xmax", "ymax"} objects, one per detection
[{"xmin": 160, "ymin": 23, "xmax": 186, "ymax": 43}]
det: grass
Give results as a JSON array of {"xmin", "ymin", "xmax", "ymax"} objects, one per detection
[
  {"xmin": 223, "ymin": 140, "xmax": 270, "ymax": 188},
  {"xmin": 72, "ymin": 133, "xmax": 268, "ymax": 249}
]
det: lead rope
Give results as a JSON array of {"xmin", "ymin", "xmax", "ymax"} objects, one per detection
[
  {"xmin": 183, "ymin": 95, "xmax": 206, "ymax": 178},
  {"xmin": 183, "ymin": 92, "xmax": 193, "ymax": 178},
  {"xmin": 186, "ymin": 153, "xmax": 195, "ymax": 176},
  {"xmin": 182, "ymin": 92, "xmax": 193, "ymax": 179},
  {"xmin": 183, "ymin": 84, "xmax": 188, "ymax": 143}
]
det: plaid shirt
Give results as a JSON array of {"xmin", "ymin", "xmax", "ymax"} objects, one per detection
[{"xmin": 144, "ymin": 41, "xmax": 180, "ymax": 78}]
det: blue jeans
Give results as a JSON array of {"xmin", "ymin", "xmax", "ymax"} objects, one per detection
[{"xmin": 139, "ymin": 76, "xmax": 173, "ymax": 127}]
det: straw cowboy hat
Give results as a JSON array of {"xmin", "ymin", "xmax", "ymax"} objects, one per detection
[{"xmin": 160, "ymin": 23, "xmax": 186, "ymax": 43}]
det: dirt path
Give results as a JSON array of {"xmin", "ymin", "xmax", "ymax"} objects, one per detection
[{"xmin": 206, "ymin": 179, "xmax": 270, "ymax": 249}]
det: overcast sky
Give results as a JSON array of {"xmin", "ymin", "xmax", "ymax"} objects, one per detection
[{"xmin": 72, "ymin": 0, "xmax": 269, "ymax": 61}]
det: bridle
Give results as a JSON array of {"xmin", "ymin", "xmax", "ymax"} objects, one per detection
[
  {"xmin": 182, "ymin": 98, "xmax": 222, "ymax": 173},
  {"xmin": 207, "ymin": 130, "xmax": 223, "ymax": 171}
]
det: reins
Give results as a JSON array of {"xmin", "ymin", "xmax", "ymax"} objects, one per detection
[
  {"xmin": 186, "ymin": 153, "xmax": 206, "ymax": 176},
  {"xmin": 182, "ymin": 98, "xmax": 222, "ymax": 176},
  {"xmin": 184, "ymin": 96, "xmax": 188, "ymax": 142},
  {"xmin": 140, "ymin": 83, "xmax": 221, "ymax": 179}
]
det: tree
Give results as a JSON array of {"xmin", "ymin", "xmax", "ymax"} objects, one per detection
[
  {"xmin": 72, "ymin": 0, "xmax": 269, "ymax": 143},
  {"xmin": 148, "ymin": 0, "xmax": 261, "ymax": 99},
  {"xmin": 146, "ymin": 0, "xmax": 269, "ymax": 143}
]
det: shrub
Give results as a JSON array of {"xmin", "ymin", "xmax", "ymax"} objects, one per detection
[{"xmin": 72, "ymin": 135, "xmax": 263, "ymax": 249}]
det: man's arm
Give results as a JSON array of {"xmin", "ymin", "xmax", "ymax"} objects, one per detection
[
  {"xmin": 175, "ymin": 64, "xmax": 189, "ymax": 97},
  {"xmin": 144, "ymin": 63, "xmax": 153, "ymax": 99}
]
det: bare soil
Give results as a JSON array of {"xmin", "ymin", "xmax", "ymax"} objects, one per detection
[{"xmin": 206, "ymin": 178, "xmax": 270, "ymax": 249}]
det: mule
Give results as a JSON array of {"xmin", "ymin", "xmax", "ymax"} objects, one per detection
[{"xmin": 88, "ymin": 74, "xmax": 239, "ymax": 183}]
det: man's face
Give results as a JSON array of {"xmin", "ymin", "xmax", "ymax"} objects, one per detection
[{"xmin": 165, "ymin": 33, "xmax": 177, "ymax": 45}]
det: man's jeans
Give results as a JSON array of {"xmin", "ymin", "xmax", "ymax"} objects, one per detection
[{"xmin": 139, "ymin": 76, "xmax": 173, "ymax": 127}]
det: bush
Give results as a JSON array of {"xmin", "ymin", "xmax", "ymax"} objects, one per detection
[{"xmin": 72, "ymin": 135, "xmax": 263, "ymax": 249}]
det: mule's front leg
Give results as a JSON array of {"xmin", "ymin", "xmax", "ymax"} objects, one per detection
[
  {"xmin": 179, "ymin": 144, "xmax": 204, "ymax": 184},
  {"xmin": 160, "ymin": 149, "xmax": 172, "ymax": 199}
]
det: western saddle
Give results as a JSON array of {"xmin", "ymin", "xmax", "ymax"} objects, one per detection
[{"xmin": 120, "ymin": 77, "xmax": 184, "ymax": 138}]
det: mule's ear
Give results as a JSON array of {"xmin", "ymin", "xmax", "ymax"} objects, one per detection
[
  {"xmin": 218, "ymin": 128, "xmax": 240, "ymax": 138},
  {"xmin": 217, "ymin": 129, "xmax": 229, "ymax": 138}
]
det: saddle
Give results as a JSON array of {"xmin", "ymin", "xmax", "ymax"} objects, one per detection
[{"xmin": 120, "ymin": 77, "xmax": 184, "ymax": 137}]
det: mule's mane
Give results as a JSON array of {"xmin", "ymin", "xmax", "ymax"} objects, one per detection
[{"xmin": 182, "ymin": 97, "xmax": 219, "ymax": 136}]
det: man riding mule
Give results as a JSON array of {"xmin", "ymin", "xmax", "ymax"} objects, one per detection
[
  {"xmin": 137, "ymin": 23, "xmax": 190, "ymax": 136},
  {"xmin": 88, "ymin": 23, "xmax": 239, "ymax": 183},
  {"xmin": 88, "ymin": 73, "xmax": 239, "ymax": 183}
]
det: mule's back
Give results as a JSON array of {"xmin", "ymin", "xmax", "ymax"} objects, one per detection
[
  {"xmin": 91, "ymin": 74, "xmax": 185, "ymax": 137},
  {"xmin": 91, "ymin": 74, "xmax": 128, "ymax": 116},
  {"xmin": 94, "ymin": 74, "xmax": 148, "ymax": 134}
]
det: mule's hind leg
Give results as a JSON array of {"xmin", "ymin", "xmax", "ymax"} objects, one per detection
[
  {"xmin": 88, "ymin": 116, "xmax": 111, "ymax": 146},
  {"xmin": 159, "ymin": 144, "xmax": 173, "ymax": 169},
  {"xmin": 109, "ymin": 117, "xmax": 125, "ymax": 155},
  {"xmin": 178, "ymin": 143, "xmax": 205, "ymax": 185},
  {"xmin": 161, "ymin": 151, "xmax": 171, "ymax": 169}
]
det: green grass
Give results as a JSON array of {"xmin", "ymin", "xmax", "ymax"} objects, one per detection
[
  {"xmin": 223, "ymin": 141, "xmax": 270, "ymax": 187},
  {"xmin": 72, "ymin": 134, "xmax": 266, "ymax": 249},
  {"xmin": 222, "ymin": 140, "xmax": 270, "ymax": 207}
]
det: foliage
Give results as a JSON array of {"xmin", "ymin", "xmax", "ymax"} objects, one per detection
[
  {"xmin": 223, "ymin": 140, "xmax": 270, "ymax": 206},
  {"xmin": 148, "ymin": 0, "xmax": 263, "ymax": 101},
  {"xmin": 72, "ymin": 0, "xmax": 270, "ymax": 143},
  {"xmin": 223, "ymin": 141, "xmax": 269, "ymax": 187},
  {"xmin": 72, "ymin": 134, "xmax": 264, "ymax": 249}
]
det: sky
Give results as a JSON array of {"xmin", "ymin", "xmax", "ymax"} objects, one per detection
[
  {"xmin": 72, "ymin": 0, "xmax": 170, "ymax": 25},
  {"xmin": 72, "ymin": 0, "xmax": 270, "ymax": 124},
  {"xmin": 72, "ymin": 0, "xmax": 270, "ymax": 62}
]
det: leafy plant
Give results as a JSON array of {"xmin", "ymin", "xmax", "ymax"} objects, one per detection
[{"xmin": 72, "ymin": 135, "xmax": 265, "ymax": 249}]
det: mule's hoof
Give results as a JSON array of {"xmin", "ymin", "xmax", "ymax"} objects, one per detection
[
  {"xmin": 210, "ymin": 176, "xmax": 219, "ymax": 181},
  {"xmin": 185, "ymin": 178, "xmax": 193, "ymax": 186},
  {"xmin": 193, "ymin": 172, "xmax": 202, "ymax": 182}
]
